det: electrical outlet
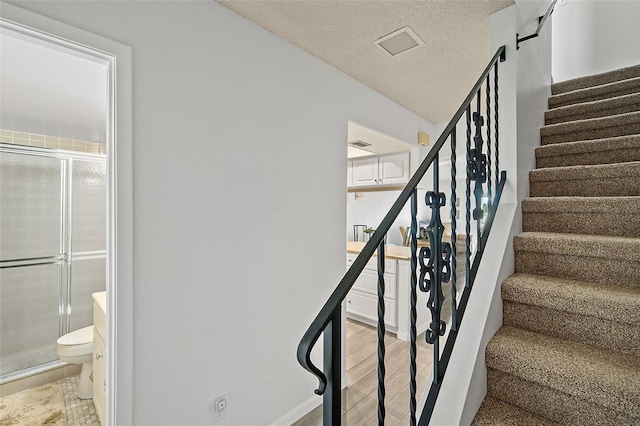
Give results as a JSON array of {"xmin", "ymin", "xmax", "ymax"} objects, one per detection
[{"xmin": 212, "ymin": 395, "xmax": 227, "ymax": 423}]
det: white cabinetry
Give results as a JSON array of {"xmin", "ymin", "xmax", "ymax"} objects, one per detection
[
  {"xmin": 346, "ymin": 252, "xmax": 430, "ymax": 341},
  {"xmin": 346, "ymin": 255, "xmax": 397, "ymax": 327},
  {"xmin": 93, "ymin": 294, "xmax": 107, "ymax": 425},
  {"xmin": 350, "ymin": 152, "xmax": 410, "ymax": 188}
]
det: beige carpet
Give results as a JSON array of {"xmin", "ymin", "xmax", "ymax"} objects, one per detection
[
  {"xmin": 473, "ymin": 64, "xmax": 640, "ymax": 424},
  {"xmin": 0, "ymin": 383, "xmax": 66, "ymax": 426}
]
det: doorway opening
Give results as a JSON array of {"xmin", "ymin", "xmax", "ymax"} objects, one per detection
[{"xmin": 0, "ymin": 17, "xmax": 116, "ymax": 425}]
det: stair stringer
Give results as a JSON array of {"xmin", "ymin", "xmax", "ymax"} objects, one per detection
[{"xmin": 428, "ymin": 201, "xmax": 517, "ymax": 425}]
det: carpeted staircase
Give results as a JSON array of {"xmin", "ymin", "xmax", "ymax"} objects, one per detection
[{"xmin": 473, "ymin": 65, "xmax": 640, "ymax": 425}]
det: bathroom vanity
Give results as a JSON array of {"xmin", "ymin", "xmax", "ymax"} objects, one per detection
[{"xmin": 92, "ymin": 292, "xmax": 107, "ymax": 425}]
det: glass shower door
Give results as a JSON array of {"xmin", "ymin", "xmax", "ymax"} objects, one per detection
[{"xmin": 0, "ymin": 151, "xmax": 65, "ymax": 376}]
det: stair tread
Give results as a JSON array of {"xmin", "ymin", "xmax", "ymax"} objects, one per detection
[
  {"xmin": 473, "ymin": 396, "xmax": 558, "ymax": 426},
  {"xmin": 535, "ymin": 134, "xmax": 640, "ymax": 158},
  {"xmin": 549, "ymin": 76, "xmax": 640, "ymax": 108},
  {"xmin": 541, "ymin": 110, "xmax": 640, "ymax": 137},
  {"xmin": 546, "ymin": 92, "xmax": 640, "ymax": 124},
  {"xmin": 514, "ymin": 231, "xmax": 640, "ymax": 263},
  {"xmin": 502, "ymin": 273, "xmax": 640, "ymax": 326},
  {"xmin": 529, "ymin": 161, "xmax": 640, "ymax": 182},
  {"xmin": 552, "ymin": 64, "xmax": 640, "ymax": 95},
  {"xmin": 486, "ymin": 369, "xmax": 640, "ymax": 426},
  {"xmin": 486, "ymin": 326, "xmax": 640, "ymax": 417},
  {"xmin": 522, "ymin": 196, "xmax": 640, "ymax": 213}
]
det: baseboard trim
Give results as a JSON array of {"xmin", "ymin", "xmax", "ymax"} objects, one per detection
[{"xmin": 269, "ymin": 381, "xmax": 348, "ymax": 426}]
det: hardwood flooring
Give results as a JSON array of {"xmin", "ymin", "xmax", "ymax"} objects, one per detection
[{"xmin": 293, "ymin": 319, "xmax": 434, "ymax": 425}]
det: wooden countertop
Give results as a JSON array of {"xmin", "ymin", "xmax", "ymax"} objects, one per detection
[
  {"xmin": 347, "ymin": 235, "xmax": 468, "ymax": 261},
  {"xmin": 347, "ymin": 241, "xmax": 412, "ymax": 260}
]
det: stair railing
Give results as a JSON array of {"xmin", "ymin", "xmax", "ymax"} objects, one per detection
[{"xmin": 297, "ymin": 45, "xmax": 507, "ymax": 425}]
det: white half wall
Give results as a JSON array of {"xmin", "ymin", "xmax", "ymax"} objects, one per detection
[
  {"xmin": 430, "ymin": 0, "xmax": 552, "ymax": 423},
  {"xmin": 552, "ymin": 0, "xmax": 640, "ymax": 82},
  {"xmin": 2, "ymin": 2, "xmax": 433, "ymax": 424}
]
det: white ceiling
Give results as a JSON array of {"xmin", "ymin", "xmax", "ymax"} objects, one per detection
[
  {"xmin": 218, "ymin": 0, "xmax": 514, "ymax": 124},
  {"xmin": 0, "ymin": 28, "xmax": 108, "ymax": 143},
  {"xmin": 347, "ymin": 121, "xmax": 413, "ymax": 159}
]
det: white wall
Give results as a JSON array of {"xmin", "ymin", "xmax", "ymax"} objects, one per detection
[
  {"xmin": 2, "ymin": 2, "xmax": 433, "ymax": 424},
  {"xmin": 552, "ymin": 0, "xmax": 640, "ymax": 82}
]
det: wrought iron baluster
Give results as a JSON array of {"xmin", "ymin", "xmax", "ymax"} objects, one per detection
[
  {"xmin": 409, "ymin": 190, "xmax": 418, "ymax": 426},
  {"xmin": 450, "ymin": 128, "xmax": 458, "ymax": 332},
  {"xmin": 486, "ymin": 76, "xmax": 492, "ymax": 210},
  {"xmin": 472, "ymin": 92, "xmax": 487, "ymax": 251},
  {"xmin": 495, "ymin": 61, "xmax": 500, "ymax": 203},
  {"xmin": 322, "ymin": 311, "xmax": 341, "ymax": 425},
  {"xmin": 419, "ymin": 153, "xmax": 452, "ymax": 385},
  {"xmin": 465, "ymin": 106, "xmax": 471, "ymax": 289},
  {"xmin": 377, "ymin": 241, "xmax": 386, "ymax": 425}
]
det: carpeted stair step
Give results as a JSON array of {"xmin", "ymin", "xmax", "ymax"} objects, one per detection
[
  {"xmin": 485, "ymin": 326, "xmax": 640, "ymax": 418},
  {"xmin": 502, "ymin": 273, "xmax": 640, "ymax": 357},
  {"xmin": 472, "ymin": 395, "xmax": 558, "ymax": 425},
  {"xmin": 552, "ymin": 64, "xmax": 640, "ymax": 95},
  {"xmin": 522, "ymin": 196, "xmax": 640, "ymax": 237},
  {"xmin": 548, "ymin": 76, "xmax": 640, "ymax": 109},
  {"xmin": 484, "ymin": 369, "xmax": 639, "ymax": 426},
  {"xmin": 529, "ymin": 161, "xmax": 640, "ymax": 197},
  {"xmin": 540, "ymin": 110, "xmax": 640, "ymax": 145},
  {"xmin": 535, "ymin": 134, "xmax": 640, "ymax": 168},
  {"xmin": 545, "ymin": 92, "xmax": 640, "ymax": 125},
  {"xmin": 514, "ymin": 232, "xmax": 640, "ymax": 287}
]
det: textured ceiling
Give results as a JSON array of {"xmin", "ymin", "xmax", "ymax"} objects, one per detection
[{"xmin": 218, "ymin": 0, "xmax": 514, "ymax": 124}]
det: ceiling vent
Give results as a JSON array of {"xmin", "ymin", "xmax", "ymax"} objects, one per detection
[
  {"xmin": 373, "ymin": 26, "xmax": 425, "ymax": 58},
  {"xmin": 349, "ymin": 140, "xmax": 372, "ymax": 148}
]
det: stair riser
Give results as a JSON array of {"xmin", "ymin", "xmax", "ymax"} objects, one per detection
[
  {"xmin": 546, "ymin": 103, "xmax": 640, "ymax": 125},
  {"xmin": 522, "ymin": 211, "xmax": 640, "ymax": 237},
  {"xmin": 515, "ymin": 251, "xmax": 640, "ymax": 288},
  {"xmin": 503, "ymin": 301, "xmax": 639, "ymax": 357},
  {"xmin": 549, "ymin": 83, "xmax": 640, "ymax": 109},
  {"xmin": 530, "ymin": 176, "xmax": 640, "ymax": 197},
  {"xmin": 541, "ymin": 122, "xmax": 640, "ymax": 145},
  {"xmin": 486, "ymin": 369, "xmax": 639, "ymax": 426},
  {"xmin": 536, "ymin": 147, "xmax": 640, "ymax": 168}
]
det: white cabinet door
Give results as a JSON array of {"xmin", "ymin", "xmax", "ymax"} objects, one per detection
[
  {"xmin": 352, "ymin": 157, "xmax": 379, "ymax": 187},
  {"xmin": 347, "ymin": 161, "xmax": 353, "ymax": 187},
  {"xmin": 346, "ymin": 290, "xmax": 397, "ymax": 327},
  {"xmin": 379, "ymin": 153, "xmax": 410, "ymax": 185},
  {"xmin": 93, "ymin": 328, "xmax": 105, "ymax": 425}
]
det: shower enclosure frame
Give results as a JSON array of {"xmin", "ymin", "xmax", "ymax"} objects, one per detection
[{"xmin": 0, "ymin": 143, "xmax": 107, "ymax": 382}]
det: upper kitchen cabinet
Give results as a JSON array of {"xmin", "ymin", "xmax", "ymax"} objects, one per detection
[{"xmin": 350, "ymin": 152, "xmax": 410, "ymax": 188}]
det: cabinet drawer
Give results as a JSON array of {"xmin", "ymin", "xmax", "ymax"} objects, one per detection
[
  {"xmin": 351, "ymin": 268, "xmax": 397, "ymax": 299},
  {"xmin": 347, "ymin": 254, "xmax": 397, "ymax": 274},
  {"xmin": 346, "ymin": 290, "xmax": 397, "ymax": 327}
]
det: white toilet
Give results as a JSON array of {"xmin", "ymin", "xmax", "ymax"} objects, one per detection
[{"xmin": 57, "ymin": 325, "xmax": 94, "ymax": 399}]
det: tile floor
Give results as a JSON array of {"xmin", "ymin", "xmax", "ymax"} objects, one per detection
[{"xmin": 58, "ymin": 375, "xmax": 101, "ymax": 425}]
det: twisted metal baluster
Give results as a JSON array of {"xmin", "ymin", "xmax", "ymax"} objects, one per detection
[
  {"xmin": 450, "ymin": 128, "xmax": 458, "ymax": 332},
  {"xmin": 377, "ymin": 241, "xmax": 386, "ymax": 425},
  {"xmin": 495, "ymin": 61, "xmax": 500, "ymax": 203},
  {"xmin": 473, "ymin": 92, "xmax": 486, "ymax": 251},
  {"xmin": 465, "ymin": 106, "xmax": 472, "ymax": 289},
  {"xmin": 409, "ymin": 190, "xmax": 418, "ymax": 426},
  {"xmin": 486, "ymin": 76, "xmax": 492, "ymax": 210}
]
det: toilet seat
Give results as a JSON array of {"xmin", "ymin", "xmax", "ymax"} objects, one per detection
[{"xmin": 57, "ymin": 325, "xmax": 94, "ymax": 357}]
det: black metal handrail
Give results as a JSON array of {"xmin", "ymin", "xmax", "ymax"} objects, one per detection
[
  {"xmin": 517, "ymin": 0, "xmax": 557, "ymax": 49},
  {"xmin": 297, "ymin": 45, "xmax": 507, "ymax": 425}
]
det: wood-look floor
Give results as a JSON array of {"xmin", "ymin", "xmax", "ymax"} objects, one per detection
[{"xmin": 293, "ymin": 319, "xmax": 434, "ymax": 425}]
